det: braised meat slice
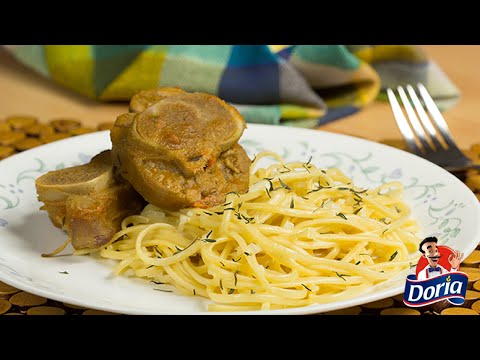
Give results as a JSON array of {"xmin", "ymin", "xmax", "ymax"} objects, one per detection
[
  {"xmin": 35, "ymin": 150, "xmax": 145, "ymax": 250},
  {"xmin": 63, "ymin": 183, "xmax": 144, "ymax": 250},
  {"xmin": 111, "ymin": 88, "xmax": 250, "ymax": 210},
  {"xmin": 129, "ymin": 87, "xmax": 186, "ymax": 113}
]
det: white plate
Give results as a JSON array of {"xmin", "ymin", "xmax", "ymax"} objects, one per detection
[{"xmin": 0, "ymin": 124, "xmax": 479, "ymax": 315}]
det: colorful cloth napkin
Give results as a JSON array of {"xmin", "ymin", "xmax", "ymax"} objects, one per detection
[{"xmin": 5, "ymin": 45, "xmax": 459, "ymax": 127}]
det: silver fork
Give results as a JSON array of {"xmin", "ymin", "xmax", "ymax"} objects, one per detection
[{"xmin": 387, "ymin": 84, "xmax": 480, "ymax": 173}]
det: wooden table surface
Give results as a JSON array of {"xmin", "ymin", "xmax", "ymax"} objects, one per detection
[{"xmin": 0, "ymin": 45, "xmax": 479, "ymax": 148}]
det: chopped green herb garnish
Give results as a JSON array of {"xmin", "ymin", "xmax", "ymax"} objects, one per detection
[
  {"xmin": 241, "ymin": 214, "xmax": 254, "ymax": 224},
  {"xmin": 307, "ymin": 187, "xmax": 321, "ymax": 194},
  {"xmin": 389, "ymin": 250, "xmax": 398, "ymax": 261},
  {"xmin": 336, "ymin": 212, "xmax": 348, "ymax": 220},
  {"xmin": 382, "ymin": 228, "xmax": 389, "ymax": 235},
  {"xmin": 355, "ymin": 261, "xmax": 361, "ymax": 265},
  {"xmin": 220, "ymin": 261, "xmax": 225, "ymax": 267},
  {"xmin": 395, "ymin": 206, "xmax": 401, "ymax": 213},
  {"xmin": 153, "ymin": 289, "xmax": 173, "ymax": 293},
  {"xmin": 265, "ymin": 187, "xmax": 271, "ymax": 198},
  {"xmin": 147, "ymin": 265, "xmax": 154, "ymax": 269},
  {"xmin": 224, "ymin": 207, "xmax": 236, "ymax": 211},
  {"xmin": 237, "ymin": 203, "xmax": 243, "ymax": 211},
  {"xmin": 203, "ymin": 211, "xmax": 213, "ymax": 216},
  {"xmin": 279, "ymin": 166, "xmax": 291, "ymax": 173},
  {"xmin": 151, "ymin": 280, "xmax": 164, "ymax": 285},
  {"xmin": 223, "ymin": 201, "xmax": 232, "ymax": 207},
  {"xmin": 244, "ymin": 252, "xmax": 250, "ymax": 256},
  {"xmin": 334, "ymin": 271, "xmax": 351, "ymax": 281},
  {"xmin": 338, "ymin": 187, "xmax": 350, "ymax": 191},
  {"xmin": 302, "ymin": 283, "xmax": 312, "ymax": 292},
  {"xmin": 228, "ymin": 288, "xmax": 235, "ymax": 294},
  {"xmin": 193, "ymin": 289, "xmax": 196, "ymax": 295},
  {"xmin": 220, "ymin": 279, "xmax": 223, "ymax": 290},
  {"xmin": 301, "ymin": 196, "xmax": 309, "ymax": 200},
  {"xmin": 234, "ymin": 272, "xmax": 238, "ymax": 286},
  {"xmin": 353, "ymin": 207, "xmax": 363, "ymax": 215},
  {"xmin": 251, "ymin": 155, "xmax": 256, "ymax": 163},
  {"xmin": 290, "ymin": 198, "xmax": 295, "ymax": 209},
  {"xmin": 175, "ymin": 237, "xmax": 198, "ymax": 253},
  {"xmin": 215, "ymin": 211, "xmax": 224, "ymax": 215},
  {"xmin": 251, "ymin": 290, "xmax": 255, "ymax": 294},
  {"xmin": 263, "ymin": 178, "xmax": 274, "ymax": 191},
  {"xmin": 306, "ymin": 155, "xmax": 313, "ymax": 166},
  {"xmin": 154, "ymin": 246, "xmax": 162, "ymax": 257},
  {"xmin": 232, "ymin": 257, "xmax": 241, "ymax": 262},
  {"xmin": 58, "ymin": 271, "xmax": 68, "ymax": 275},
  {"xmin": 205, "ymin": 230, "xmax": 213, "ymax": 238},
  {"xmin": 321, "ymin": 169, "xmax": 326, "ymax": 174},
  {"xmin": 204, "ymin": 239, "xmax": 217, "ymax": 243},
  {"xmin": 278, "ymin": 178, "xmax": 292, "ymax": 190}
]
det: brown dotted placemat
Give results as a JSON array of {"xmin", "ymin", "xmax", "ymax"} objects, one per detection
[{"xmin": 0, "ymin": 116, "xmax": 480, "ymax": 315}]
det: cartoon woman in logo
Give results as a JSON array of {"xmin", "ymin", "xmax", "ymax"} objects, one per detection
[{"xmin": 416, "ymin": 236, "xmax": 463, "ymax": 280}]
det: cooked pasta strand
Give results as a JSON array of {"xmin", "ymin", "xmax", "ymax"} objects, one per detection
[{"xmin": 98, "ymin": 151, "xmax": 420, "ymax": 311}]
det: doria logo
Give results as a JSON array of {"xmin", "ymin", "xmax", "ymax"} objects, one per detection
[{"xmin": 403, "ymin": 236, "xmax": 468, "ymax": 307}]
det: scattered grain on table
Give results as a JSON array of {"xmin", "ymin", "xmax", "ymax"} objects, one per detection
[
  {"xmin": 27, "ymin": 306, "xmax": 66, "ymax": 315},
  {"xmin": 50, "ymin": 119, "xmax": 81, "ymax": 133},
  {"xmin": 0, "ymin": 131, "xmax": 25, "ymax": 146},
  {"xmin": 361, "ymin": 298, "xmax": 394, "ymax": 310},
  {"xmin": 322, "ymin": 306, "xmax": 362, "ymax": 315},
  {"xmin": 380, "ymin": 308, "xmax": 421, "ymax": 315},
  {"xmin": 0, "ymin": 299, "xmax": 12, "ymax": 315},
  {"xmin": 82, "ymin": 309, "xmax": 117, "ymax": 315},
  {"xmin": 14, "ymin": 137, "xmax": 43, "ymax": 151},
  {"xmin": 0, "ymin": 281, "xmax": 20, "ymax": 296},
  {"xmin": 441, "ymin": 307, "xmax": 479, "ymax": 315},
  {"xmin": 40, "ymin": 133, "xmax": 70, "ymax": 144},
  {"xmin": 0, "ymin": 146, "xmax": 15, "ymax": 160},
  {"xmin": 9, "ymin": 292, "xmax": 47, "ymax": 307},
  {"xmin": 6, "ymin": 115, "xmax": 38, "ymax": 130}
]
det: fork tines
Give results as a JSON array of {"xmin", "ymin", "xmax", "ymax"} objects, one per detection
[{"xmin": 387, "ymin": 84, "xmax": 460, "ymax": 155}]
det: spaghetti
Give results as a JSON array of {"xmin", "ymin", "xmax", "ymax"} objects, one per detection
[{"xmin": 95, "ymin": 151, "xmax": 420, "ymax": 311}]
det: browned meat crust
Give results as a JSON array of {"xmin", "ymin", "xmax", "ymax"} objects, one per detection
[{"xmin": 111, "ymin": 88, "xmax": 250, "ymax": 210}]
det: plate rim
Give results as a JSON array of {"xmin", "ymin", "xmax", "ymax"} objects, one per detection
[{"xmin": 1, "ymin": 124, "xmax": 479, "ymax": 315}]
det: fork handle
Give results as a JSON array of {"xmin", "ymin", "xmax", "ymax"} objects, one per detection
[{"xmin": 446, "ymin": 164, "xmax": 480, "ymax": 173}]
